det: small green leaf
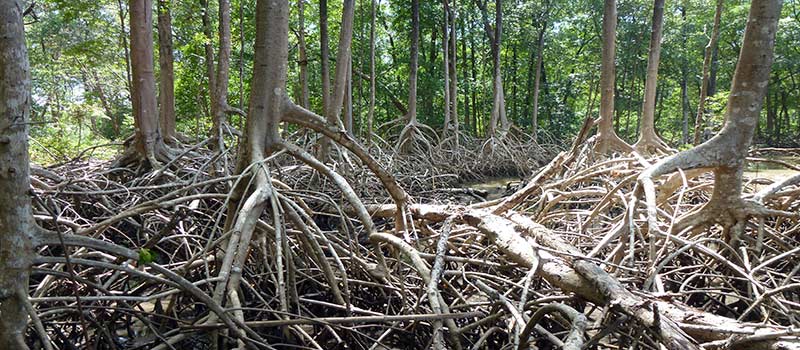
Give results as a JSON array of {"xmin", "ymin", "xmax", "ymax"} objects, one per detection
[{"xmin": 138, "ymin": 248, "xmax": 155, "ymax": 265}]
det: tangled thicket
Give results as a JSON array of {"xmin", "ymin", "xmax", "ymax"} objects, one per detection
[{"xmin": 25, "ymin": 130, "xmax": 800, "ymax": 350}]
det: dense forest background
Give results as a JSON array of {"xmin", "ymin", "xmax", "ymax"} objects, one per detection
[{"xmin": 24, "ymin": 0, "xmax": 800, "ymax": 164}]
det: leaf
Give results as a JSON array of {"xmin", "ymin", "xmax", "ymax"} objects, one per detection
[{"xmin": 138, "ymin": 248, "xmax": 155, "ymax": 265}]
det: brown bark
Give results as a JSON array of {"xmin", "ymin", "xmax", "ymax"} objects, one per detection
[
  {"xmin": 0, "ymin": 2, "xmax": 35, "ymax": 348},
  {"xmin": 201, "ymin": 0, "xmax": 217, "ymax": 116},
  {"xmin": 157, "ymin": 0, "xmax": 176, "ymax": 143},
  {"xmin": 633, "ymin": 0, "xmax": 670, "ymax": 153},
  {"xmin": 367, "ymin": 0, "xmax": 376, "ymax": 146},
  {"xmin": 297, "ymin": 0, "xmax": 310, "ymax": 109},
  {"xmin": 117, "ymin": 0, "xmax": 132, "ymax": 92},
  {"xmin": 442, "ymin": 0, "xmax": 452, "ymax": 139},
  {"xmin": 126, "ymin": 0, "xmax": 168, "ymax": 166},
  {"xmin": 692, "ymin": 0, "xmax": 723, "ymax": 145},
  {"xmin": 594, "ymin": 0, "xmax": 632, "ymax": 154},
  {"xmin": 531, "ymin": 22, "xmax": 546, "ymax": 141},
  {"xmin": 474, "ymin": 0, "xmax": 510, "ymax": 138},
  {"xmin": 319, "ymin": 0, "xmax": 356, "ymax": 159},
  {"xmin": 320, "ymin": 0, "xmax": 331, "ymax": 114},
  {"xmin": 449, "ymin": 0, "xmax": 459, "ymax": 139},
  {"xmin": 396, "ymin": 0, "xmax": 421, "ymax": 154},
  {"xmin": 641, "ymin": 0, "xmax": 783, "ymax": 248}
]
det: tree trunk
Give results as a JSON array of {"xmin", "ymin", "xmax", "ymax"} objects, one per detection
[
  {"xmin": 442, "ymin": 0, "xmax": 452, "ymax": 139},
  {"xmin": 634, "ymin": 0, "xmax": 669, "ymax": 153},
  {"xmin": 594, "ymin": 0, "xmax": 632, "ymax": 154},
  {"xmin": 408, "ymin": 0, "xmax": 420, "ymax": 124},
  {"xmin": 319, "ymin": 0, "xmax": 356, "ymax": 159},
  {"xmin": 367, "ymin": 0, "xmax": 376, "ymax": 146},
  {"xmin": 0, "ymin": 2, "xmax": 35, "ymax": 348},
  {"xmin": 157, "ymin": 0, "xmax": 176, "ymax": 143},
  {"xmin": 531, "ymin": 23, "xmax": 546, "ymax": 142},
  {"xmin": 449, "ymin": 0, "xmax": 459, "ymax": 141},
  {"xmin": 320, "ymin": 0, "xmax": 331, "ymax": 114},
  {"xmin": 117, "ymin": 0, "xmax": 132, "ymax": 92},
  {"xmin": 692, "ymin": 0, "xmax": 723, "ymax": 145},
  {"xmin": 210, "ymin": 0, "xmax": 233, "ymax": 153},
  {"xmin": 344, "ymin": 57, "xmax": 354, "ymax": 135},
  {"xmin": 201, "ymin": 0, "xmax": 217, "ymax": 119},
  {"xmin": 642, "ymin": 0, "xmax": 782, "ymax": 248},
  {"xmin": 297, "ymin": 0, "xmax": 310, "ymax": 109},
  {"xmin": 127, "ymin": 0, "xmax": 167, "ymax": 166}
]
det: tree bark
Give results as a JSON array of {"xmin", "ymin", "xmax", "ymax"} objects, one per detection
[
  {"xmin": 127, "ymin": 0, "xmax": 167, "ymax": 166},
  {"xmin": 408, "ymin": 0, "xmax": 420, "ymax": 125},
  {"xmin": 449, "ymin": 0, "xmax": 459, "ymax": 140},
  {"xmin": 641, "ymin": 0, "xmax": 783, "ymax": 249},
  {"xmin": 692, "ymin": 0, "xmax": 723, "ymax": 145},
  {"xmin": 531, "ymin": 22, "xmax": 546, "ymax": 142},
  {"xmin": 442, "ymin": 0, "xmax": 452, "ymax": 139},
  {"xmin": 0, "ymin": 2, "xmax": 35, "ymax": 349},
  {"xmin": 157, "ymin": 0, "xmax": 176, "ymax": 143},
  {"xmin": 594, "ymin": 0, "xmax": 632, "ymax": 154},
  {"xmin": 117, "ymin": 0, "xmax": 132, "ymax": 93},
  {"xmin": 201, "ymin": 0, "xmax": 217, "ymax": 118},
  {"xmin": 367, "ymin": 0, "xmax": 376, "ymax": 146},
  {"xmin": 297, "ymin": 0, "xmax": 310, "ymax": 109},
  {"xmin": 319, "ymin": 0, "xmax": 355, "ymax": 159},
  {"xmin": 634, "ymin": 0, "xmax": 669, "ymax": 153},
  {"xmin": 320, "ymin": 0, "xmax": 331, "ymax": 114}
]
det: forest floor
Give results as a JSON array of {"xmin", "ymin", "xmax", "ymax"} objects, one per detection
[{"xmin": 24, "ymin": 133, "xmax": 800, "ymax": 350}]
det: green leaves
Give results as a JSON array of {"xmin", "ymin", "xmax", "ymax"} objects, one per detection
[{"xmin": 138, "ymin": 248, "xmax": 156, "ymax": 265}]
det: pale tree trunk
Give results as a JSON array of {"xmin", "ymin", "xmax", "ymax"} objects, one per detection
[
  {"xmin": 117, "ymin": 0, "xmax": 132, "ymax": 92},
  {"xmin": 297, "ymin": 0, "xmax": 310, "ymax": 108},
  {"xmin": 641, "ymin": 0, "xmax": 782, "ymax": 248},
  {"xmin": 449, "ymin": 0, "xmax": 459, "ymax": 142},
  {"xmin": 594, "ymin": 0, "xmax": 632, "ymax": 154},
  {"xmin": 531, "ymin": 20, "xmax": 546, "ymax": 142},
  {"xmin": 0, "ymin": 2, "xmax": 35, "ymax": 348},
  {"xmin": 692, "ymin": 0, "xmax": 723, "ymax": 145},
  {"xmin": 319, "ymin": 0, "xmax": 356, "ymax": 159},
  {"xmin": 344, "ymin": 57, "xmax": 354, "ymax": 135},
  {"xmin": 320, "ymin": 0, "xmax": 331, "ymax": 114},
  {"xmin": 474, "ymin": 0, "xmax": 509, "ymax": 138},
  {"xmin": 157, "ymin": 0, "xmax": 176, "ymax": 143},
  {"xmin": 367, "ymin": 0, "xmax": 376, "ymax": 146},
  {"xmin": 680, "ymin": 6, "xmax": 690, "ymax": 144},
  {"xmin": 396, "ymin": 0, "xmax": 421, "ymax": 153},
  {"xmin": 442, "ymin": 0, "xmax": 452, "ymax": 139},
  {"xmin": 201, "ymin": 0, "xmax": 217, "ymax": 118},
  {"xmin": 408, "ymin": 0, "xmax": 420, "ymax": 124},
  {"xmin": 210, "ymin": 0, "xmax": 233, "ymax": 153},
  {"xmin": 633, "ymin": 0, "xmax": 670, "ymax": 153},
  {"xmin": 124, "ymin": 0, "xmax": 169, "ymax": 166}
]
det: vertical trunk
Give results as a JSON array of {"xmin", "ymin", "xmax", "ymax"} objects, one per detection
[
  {"xmin": 594, "ymin": 0, "xmax": 631, "ymax": 154},
  {"xmin": 0, "ymin": 2, "xmax": 35, "ymax": 348},
  {"xmin": 319, "ymin": 0, "xmax": 356, "ymax": 159},
  {"xmin": 510, "ymin": 43, "xmax": 517, "ymax": 123},
  {"xmin": 531, "ymin": 23, "xmax": 546, "ymax": 141},
  {"xmin": 490, "ymin": 0, "xmax": 508, "ymax": 136},
  {"xmin": 201, "ymin": 0, "xmax": 217, "ymax": 118},
  {"xmin": 297, "ymin": 0, "xmax": 310, "ymax": 108},
  {"xmin": 462, "ymin": 19, "xmax": 471, "ymax": 135},
  {"xmin": 708, "ymin": 44, "xmax": 719, "ymax": 96},
  {"xmin": 117, "ymin": 0, "xmax": 132, "ymax": 92},
  {"xmin": 129, "ymin": 0, "xmax": 165, "ymax": 165},
  {"xmin": 320, "ymin": 0, "xmax": 331, "ymax": 114},
  {"xmin": 157, "ymin": 0, "xmax": 176, "ymax": 143},
  {"xmin": 212, "ymin": 0, "xmax": 232, "ymax": 150},
  {"xmin": 367, "ymin": 0, "xmax": 376, "ymax": 146},
  {"xmin": 442, "ymin": 0, "xmax": 452, "ymax": 138},
  {"xmin": 449, "ymin": 0, "xmax": 459, "ymax": 138},
  {"xmin": 680, "ymin": 6, "xmax": 690, "ymax": 144},
  {"xmin": 692, "ymin": 0, "xmax": 723, "ymax": 145},
  {"xmin": 470, "ymin": 33, "xmax": 478, "ymax": 135},
  {"xmin": 238, "ymin": 0, "xmax": 244, "ymax": 110},
  {"xmin": 344, "ymin": 57, "xmax": 354, "ymax": 135},
  {"xmin": 766, "ymin": 88, "xmax": 775, "ymax": 144},
  {"xmin": 408, "ymin": 0, "xmax": 420, "ymax": 123},
  {"xmin": 634, "ymin": 0, "xmax": 668, "ymax": 152}
]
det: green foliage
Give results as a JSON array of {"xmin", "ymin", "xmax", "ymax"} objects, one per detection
[{"xmin": 138, "ymin": 248, "xmax": 156, "ymax": 265}]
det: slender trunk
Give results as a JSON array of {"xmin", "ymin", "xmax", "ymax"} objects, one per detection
[
  {"xmin": 117, "ymin": 0, "xmax": 132, "ymax": 92},
  {"xmin": 594, "ymin": 0, "xmax": 631, "ymax": 154},
  {"xmin": 692, "ymin": 0, "xmax": 723, "ymax": 145},
  {"xmin": 157, "ymin": 0, "xmax": 176, "ymax": 142},
  {"xmin": 409, "ymin": 0, "xmax": 419, "ymax": 124},
  {"xmin": 201, "ymin": 0, "xmax": 217, "ymax": 118},
  {"xmin": 442, "ymin": 0, "xmax": 452, "ymax": 138},
  {"xmin": 531, "ymin": 23, "xmax": 546, "ymax": 141},
  {"xmin": 212, "ymin": 0, "xmax": 232, "ymax": 151},
  {"xmin": 320, "ymin": 0, "xmax": 331, "ymax": 114},
  {"xmin": 449, "ymin": 0, "xmax": 459, "ymax": 139},
  {"xmin": 319, "ymin": 0, "xmax": 356, "ymax": 159},
  {"xmin": 298, "ymin": 0, "xmax": 310, "ymax": 108},
  {"xmin": 680, "ymin": 6, "xmax": 690, "ymax": 144},
  {"xmin": 0, "ymin": 2, "xmax": 35, "ymax": 348},
  {"xmin": 129, "ymin": 0, "xmax": 165, "ymax": 164},
  {"xmin": 344, "ymin": 57, "xmax": 354, "ymax": 135},
  {"xmin": 634, "ymin": 0, "xmax": 668, "ymax": 152},
  {"xmin": 238, "ymin": 0, "xmax": 244, "ymax": 110},
  {"xmin": 368, "ymin": 0, "xmax": 376, "ymax": 146}
]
